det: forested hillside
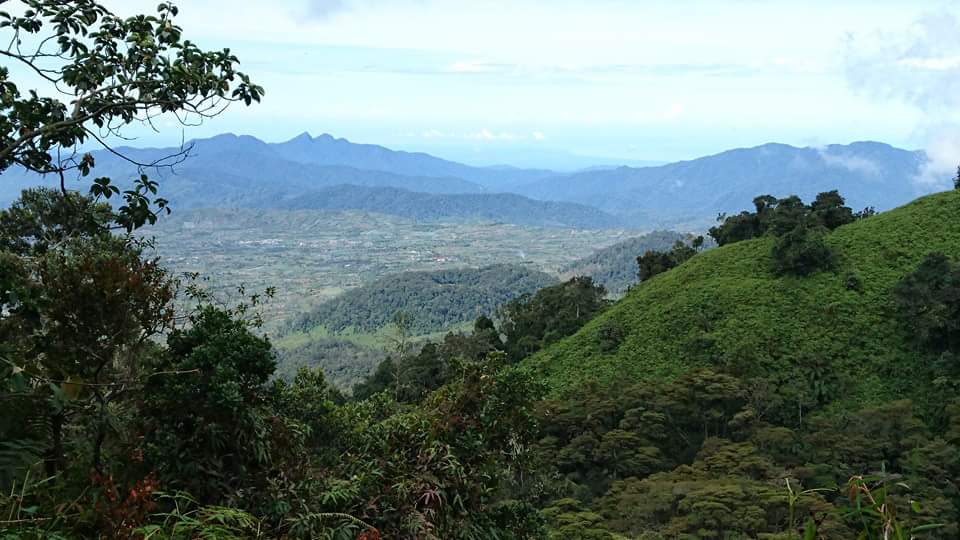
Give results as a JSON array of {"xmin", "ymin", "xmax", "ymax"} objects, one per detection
[
  {"xmin": 3, "ymin": 2, "xmax": 959, "ymax": 539},
  {"xmin": 560, "ymin": 230, "xmax": 688, "ymax": 295},
  {"xmin": 289, "ymin": 264, "xmax": 556, "ymax": 336},
  {"xmin": 510, "ymin": 190, "xmax": 960, "ymax": 538}
]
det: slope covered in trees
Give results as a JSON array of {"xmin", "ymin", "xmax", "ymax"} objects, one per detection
[
  {"xmin": 509, "ymin": 190, "xmax": 960, "ymax": 539},
  {"xmin": 560, "ymin": 231, "xmax": 687, "ymax": 295},
  {"xmin": 524, "ymin": 190, "xmax": 960, "ymax": 414},
  {"xmin": 289, "ymin": 264, "xmax": 556, "ymax": 336}
]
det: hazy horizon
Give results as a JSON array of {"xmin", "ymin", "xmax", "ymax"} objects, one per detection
[{"xmin": 77, "ymin": 0, "xmax": 960, "ymax": 171}]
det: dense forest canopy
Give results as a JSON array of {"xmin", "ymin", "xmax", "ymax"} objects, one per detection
[
  {"xmin": 288, "ymin": 264, "xmax": 556, "ymax": 336},
  {"xmin": 1, "ymin": 2, "xmax": 959, "ymax": 539}
]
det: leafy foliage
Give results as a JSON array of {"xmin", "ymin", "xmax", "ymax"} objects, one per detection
[
  {"xmin": 289, "ymin": 264, "xmax": 555, "ymax": 336},
  {"xmin": 561, "ymin": 231, "xmax": 687, "ymax": 295},
  {"xmin": 0, "ymin": 0, "xmax": 261, "ymax": 230},
  {"xmin": 637, "ymin": 237, "xmax": 704, "ymax": 281},
  {"xmin": 526, "ymin": 190, "xmax": 960, "ymax": 418},
  {"xmin": 530, "ymin": 373, "xmax": 959, "ymax": 538},
  {"xmin": 138, "ymin": 306, "xmax": 278, "ymax": 504},
  {"xmin": 708, "ymin": 190, "xmax": 857, "ymax": 247},
  {"xmin": 771, "ymin": 223, "xmax": 835, "ymax": 276},
  {"xmin": 893, "ymin": 252, "xmax": 960, "ymax": 355},
  {"xmin": 499, "ymin": 276, "xmax": 610, "ymax": 363}
]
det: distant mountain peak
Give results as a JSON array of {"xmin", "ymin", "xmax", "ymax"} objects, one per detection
[{"xmin": 290, "ymin": 132, "xmax": 313, "ymax": 142}]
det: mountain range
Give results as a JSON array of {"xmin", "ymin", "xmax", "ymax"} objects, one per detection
[
  {"xmin": 514, "ymin": 141, "xmax": 931, "ymax": 227},
  {"xmin": 0, "ymin": 132, "xmax": 945, "ymax": 230}
]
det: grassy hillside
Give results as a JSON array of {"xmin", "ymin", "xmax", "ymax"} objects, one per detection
[{"xmin": 524, "ymin": 190, "xmax": 960, "ymax": 414}]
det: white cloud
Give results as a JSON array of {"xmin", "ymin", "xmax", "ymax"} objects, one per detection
[
  {"xmin": 844, "ymin": 11, "xmax": 960, "ymax": 112},
  {"xmin": 844, "ymin": 10, "xmax": 960, "ymax": 186},
  {"xmin": 532, "ymin": 131, "xmax": 546, "ymax": 141},
  {"xmin": 662, "ymin": 103, "xmax": 686, "ymax": 120},
  {"xmin": 470, "ymin": 129, "xmax": 518, "ymax": 141},
  {"xmin": 817, "ymin": 148, "xmax": 881, "ymax": 177},
  {"xmin": 449, "ymin": 61, "xmax": 508, "ymax": 74},
  {"xmin": 916, "ymin": 127, "xmax": 960, "ymax": 187}
]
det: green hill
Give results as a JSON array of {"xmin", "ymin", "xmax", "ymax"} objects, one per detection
[
  {"xmin": 289, "ymin": 264, "xmax": 556, "ymax": 337},
  {"xmin": 560, "ymin": 230, "xmax": 689, "ymax": 295},
  {"xmin": 524, "ymin": 190, "xmax": 960, "ymax": 414}
]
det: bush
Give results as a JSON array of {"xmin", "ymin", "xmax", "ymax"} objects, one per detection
[{"xmin": 771, "ymin": 224, "xmax": 835, "ymax": 276}]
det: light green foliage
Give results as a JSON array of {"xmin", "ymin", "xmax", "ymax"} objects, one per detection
[
  {"xmin": 542, "ymin": 498, "xmax": 616, "ymax": 540},
  {"xmin": 525, "ymin": 191, "xmax": 960, "ymax": 419}
]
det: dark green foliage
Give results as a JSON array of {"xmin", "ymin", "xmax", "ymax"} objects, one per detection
[
  {"xmin": 771, "ymin": 223, "xmax": 836, "ymax": 276},
  {"xmin": 0, "ymin": 188, "xmax": 113, "ymax": 255},
  {"xmin": 499, "ymin": 276, "xmax": 609, "ymax": 362},
  {"xmin": 637, "ymin": 249, "xmax": 676, "ymax": 282},
  {"xmin": 0, "ymin": 189, "xmax": 175, "ymax": 480},
  {"xmin": 708, "ymin": 190, "xmax": 856, "ymax": 247},
  {"xmin": 597, "ymin": 319, "xmax": 627, "ymax": 353},
  {"xmin": 532, "ymin": 373, "xmax": 959, "ymax": 539},
  {"xmin": 894, "ymin": 252, "xmax": 960, "ymax": 354},
  {"xmin": 352, "ymin": 316, "xmax": 504, "ymax": 402},
  {"xmin": 811, "ymin": 190, "xmax": 857, "ymax": 230},
  {"xmin": 955, "ymin": 166, "xmax": 960, "ymax": 190},
  {"xmin": 275, "ymin": 338, "xmax": 384, "ymax": 391},
  {"xmin": 320, "ymin": 355, "xmax": 548, "ymax": 539},
  {"xmin": 561, "ymin": 231, "xmax": 687, "ymax": 295},
  {"xmin": 140, "ymin": 307, "xmax": 278, "ymax": 504},
  {"xmin": 269, "ymin": 366, "xmax": 340, "ymax": 451},
  {"xmin": 352, "ymin": 357, "xmax": 398, "ymax": 402},
  {"xmin": 637, "ymin": 238, "xmax": 702, "ymax": 281},
  {"xmin": 290, "ymin": 264, "xmax": 555, "ymax": 336}
]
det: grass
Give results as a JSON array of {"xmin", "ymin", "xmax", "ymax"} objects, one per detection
[{"xmin": 521, "ymin": 190, "xmax": 960, "ymax": 415}]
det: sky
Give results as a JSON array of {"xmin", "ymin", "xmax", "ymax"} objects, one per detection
[{"xmin": 94, "ymin": 0, "xmax": 960, "ymax": 170}]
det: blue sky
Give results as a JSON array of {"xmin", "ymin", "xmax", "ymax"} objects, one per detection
[{"xmin": 99, "ymin": 0, "xmax": 960, "ymax": 169}]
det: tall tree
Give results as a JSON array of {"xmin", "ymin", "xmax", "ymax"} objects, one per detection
[
  {"xmin": 0, "ymin": 189, "xmax": 175, "ymax": 476},
  {"xmin": 499, "ymin": 277, "xmax": 609, "ymax": 362}
]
